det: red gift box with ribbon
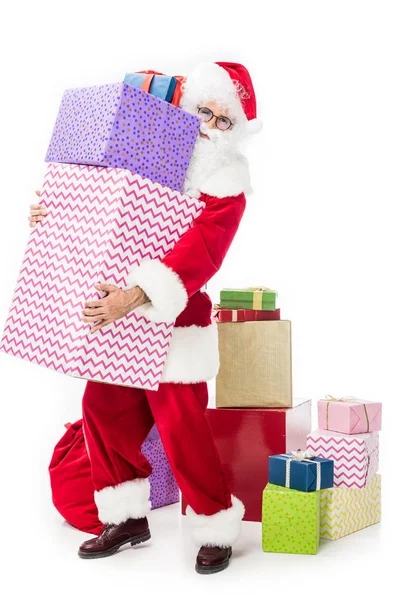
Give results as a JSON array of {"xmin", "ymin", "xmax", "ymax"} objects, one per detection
[{"xmin": 212, "ymin": 304, "xmax": 281, "ymax": 323}]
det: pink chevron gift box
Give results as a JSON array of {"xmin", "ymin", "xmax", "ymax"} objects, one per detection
[
  {"xmin": 318, "ymin": 396, "xmax": 382, "ymax": 434},
  {"xmin": 0, "ymin": 162, "xmax": 204, "ymax": 390},
  {"xmin": 306, "ymin": 429, "xmax": 379, "ymax": 489}
]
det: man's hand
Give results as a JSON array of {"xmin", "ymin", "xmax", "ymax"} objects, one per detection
[
  {"xmin": 82, "ymin": 283, "xmax": 150, "ymax": 333},
  {"xmin": 29, "ymin": 190, "xmax": 47, "ymax": 228}
]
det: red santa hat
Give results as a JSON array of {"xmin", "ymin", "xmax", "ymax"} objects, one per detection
[{"xmin": 180, "ymin": 61, "xmax": 262, "ymax": 135}]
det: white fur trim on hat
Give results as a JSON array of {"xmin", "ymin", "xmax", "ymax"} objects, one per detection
[
  {"xmin": 160, "ymin": 322, "xmax": 219, "ymax": 383},
  {"xmin": 95, "ymin": 478, "xmax": 151, "ymax": 525},
  {"xmin": 246, "ymin": 118, "xmax": 263, "ymax": 134},
  {"xmin": 185, "ymin": 495, "xmax": 246, "ymax": 548},
  {"xmin": 123, "ymin": 259, "xmax": 188, "ymax": 323},
  {"xmin": 181, "ymin": 62, "xmax": 248, "ymax": 126}
]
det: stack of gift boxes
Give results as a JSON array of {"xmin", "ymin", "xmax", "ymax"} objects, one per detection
[
  {"xmin": 0, "ymin": 73, "xmax": 204, "ymax": 518},
  {"xmin": 263, "ymin": 451, "xmax": 334, "ymax": 554},
  {"xmin": 262, "ymin": 396, "xmax": 382, "ymax": 554},
  {"xmin": 307, "ymin": 396, "xmax": 381, "ymax": 541},
  {"xmin": 182, "ymin": 287, "xmax": 313, "ymax": 521},
  {"xmin": 0, "ymin": 74, "xmax": 202, "ymax": 391},
  {"xmin": 182, "ymin": 288, "xmax": 382, "ymax": 552},
  {"xmin": 214, "ymin": 287, "xmax": 286, "ymax": 409}
]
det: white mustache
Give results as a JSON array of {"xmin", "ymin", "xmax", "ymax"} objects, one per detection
[
  {"xmin": 199, "ymin": 122, "xmax": 209, "ymax": 134},
  {"xmin": 199, "ymin": 122, "xmax": 224, "ymax": 142}
]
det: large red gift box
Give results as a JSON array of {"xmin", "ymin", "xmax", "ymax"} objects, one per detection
[{"xmin": 181, "ymin": 400, "xmax": 311, "ymax": 522}]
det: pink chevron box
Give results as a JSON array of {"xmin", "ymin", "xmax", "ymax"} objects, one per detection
[
  {"xmin": 318, "ymin": 398, "xmax": 382, "ymax": 434},
  {"xmin": 0, "ymin": 162, "xmax": 204, "ymax": 390},
  {"xmin": 306, "ymin": 429, "xmax": 379, "ymax": 489}
]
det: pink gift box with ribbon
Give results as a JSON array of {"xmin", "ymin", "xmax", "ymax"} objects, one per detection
[{"xmin": 318, "ymin": 395, "xmax": 382, "ymax": 434}]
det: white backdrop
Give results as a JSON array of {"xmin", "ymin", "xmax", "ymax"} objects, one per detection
[{"xmin": 0, "ymin": 0, "xmax": 398, "ymax": 597}]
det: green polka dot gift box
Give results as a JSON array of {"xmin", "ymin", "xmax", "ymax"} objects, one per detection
[{"xmin": 262, "ymin": 483, "xmax": 320, "ymax": 554}]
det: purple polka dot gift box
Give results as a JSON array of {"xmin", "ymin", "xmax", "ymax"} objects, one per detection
[
  {"xmin": 45, "ymin": 82, "xmax": 200, "ymax": 192},
  {"xmin": 142, "ymin": 431, "xmax": 180, "ymax": 509}
]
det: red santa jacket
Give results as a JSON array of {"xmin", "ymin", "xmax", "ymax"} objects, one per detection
[{"xmin": 123, "ymin": 154, "xmax": 251, "ymax": 384}]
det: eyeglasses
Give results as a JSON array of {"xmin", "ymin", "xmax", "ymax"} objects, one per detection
[{"xmin": 197, "ymin": 106, "xmax": 234, "ymax": 131}]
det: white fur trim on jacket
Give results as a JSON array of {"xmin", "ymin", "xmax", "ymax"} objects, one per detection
[
  {"xmin": 123, "ymin": 259, "xmax": 188, "ymax": 323},
  {"xmin": 185, "ymin": 495, "xmax": 246, "ymax": 548},
  {"xmin": 200, "ymin": 155, "xmax": 252, "ymax": 198},
  {"xmin": 160, "ymin": 322, "xmax": 219, "ymax": 383},
  {"xmin": 95, "ymin": 478, "xmax": 151, "ymax": 525}
]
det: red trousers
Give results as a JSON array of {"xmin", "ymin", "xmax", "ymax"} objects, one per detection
[{"xmin": 81, "ymin": 379, "xmax": 244, "ymax": 546}]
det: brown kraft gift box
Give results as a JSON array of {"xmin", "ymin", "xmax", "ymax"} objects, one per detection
[{"xmin": 216, "ymin": 320, "xmax": 292, "ymax": 408}]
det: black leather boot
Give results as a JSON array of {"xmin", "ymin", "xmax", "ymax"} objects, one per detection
[
  {"xmin": 78, "ymin": 517, "xmax": 150, "ymax": 559},
  {"xmin": 195, "ymin": 545, "xmax": 232, "ymax": 574}
]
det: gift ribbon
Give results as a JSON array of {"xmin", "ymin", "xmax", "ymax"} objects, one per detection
[
  {"xmin": 136, "ymin": 69, "xmax": 184, "ymax": 107},
  {"xmin": 284, "ymin": 450, "xmax": 321, "ymax": 491},
  {"xmin": 140, "ymin": 73, "xmax": 155, "ymax": 93},
  {"xmin": 247, "ymin": 287, "xmax": 276, "ymax": 310},
  {"xmin": 212, "ymin": 304, "xmax": 239, "ymax": 322},
  {"xmin": 323, "ymin": 395, "xmax": 370, "ymax": 432},
  {"xmin": 171, "ymin": 75, "xmax": 185, "ymax": 107}
]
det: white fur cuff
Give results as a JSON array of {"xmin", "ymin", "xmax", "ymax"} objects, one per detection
[
  {"xmin": 123, "ymin": 259, "xmax": 188, "ymax": 323},
  {"xmin": 160, "ymin": 322, "xmax": 219, "ymax": 383},
  {"xmin": 185, "ymin": 495, "xmax": 246, "ymax": 548},
  {"xmin": 95, "ymin": 478, "xmax": 151, "ymax": 525}
]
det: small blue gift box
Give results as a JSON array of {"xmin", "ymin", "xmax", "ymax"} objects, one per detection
[
  {"xmin": 268, "ymin": 451, "xmax": 334, "ymax": 492},
  {"xmin": 124, "ymin": 72, "xmax": 177, "ymax": 102}
]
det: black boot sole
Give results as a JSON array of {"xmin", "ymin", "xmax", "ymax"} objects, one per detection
[
  {"xmin": 195, "ymin": 550, "xmax": 232, "ymax": 574},
  {"xmin": 78, "ymin": 529, "xmax": 151, "ymax": 559}
]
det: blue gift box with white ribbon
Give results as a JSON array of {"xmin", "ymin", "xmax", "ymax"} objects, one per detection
[{"xmin": 268, "ymin": 451, "xmax": 334, "ymax": 492}]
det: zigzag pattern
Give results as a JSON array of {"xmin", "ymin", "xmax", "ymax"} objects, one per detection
[
  {"xmin": 306, "ymin": 429, "xmax": 379, "ymax": 489},
  {"xmin": 0, "ymin": 163, "xmax": 205, "ymax": 390},
  {"xmin": 45, "ymin": 162, "xmax": 198, "ymax": 210},
  {"xmin": 320, "ymin": 474, "xmax": 381, "ymax": 539}
]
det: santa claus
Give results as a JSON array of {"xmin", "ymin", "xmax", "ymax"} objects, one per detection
[{"xmin": 30, "ymin": 61, "xmax": 262, "ymax": 574}]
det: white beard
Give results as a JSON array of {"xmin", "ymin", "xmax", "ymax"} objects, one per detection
[{"xmin": 182, "ymin": 122, "xmax": 249, "ymax": 198}]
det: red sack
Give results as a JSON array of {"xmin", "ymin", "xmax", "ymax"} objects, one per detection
[{"xmin": 48, "ymin": 419, "xmax": 103, "ymax": 535}]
